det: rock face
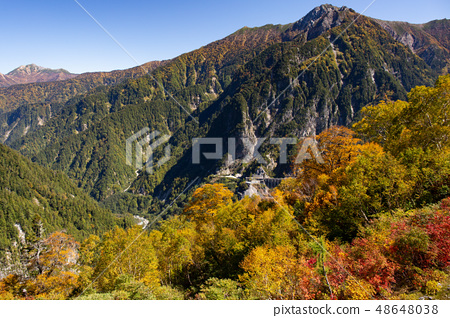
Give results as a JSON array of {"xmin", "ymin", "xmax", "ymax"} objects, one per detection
[
  {"xmin": 374, "ymin": 19, "xmax": 450, "ymax": 73},
  {"xmin": 286, "ymin": 4, "xmax": 349, "ymax": 41},
  {"xmin": 0, "ymin": 64, "xmax": 78, "ymax": 88}
]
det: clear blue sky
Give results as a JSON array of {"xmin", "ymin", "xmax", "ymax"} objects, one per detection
[{"xmin": 1, "ymin": 0, "xmax": 448, "ymax": 74}]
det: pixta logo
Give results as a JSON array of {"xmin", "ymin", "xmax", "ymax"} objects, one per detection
[
  {"xmin": 126, "ymin": 128, "xmax": 171, "ymax": 174},
  {"xmin": 192, "ymin": 137, "xmax": 324, "ymax": 165}
]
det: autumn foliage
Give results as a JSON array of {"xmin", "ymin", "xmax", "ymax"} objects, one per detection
[{"xmin": 1, "ymin": 75, "xmax": 450, "ymax": 300}]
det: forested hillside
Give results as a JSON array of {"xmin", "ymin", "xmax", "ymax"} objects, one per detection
[
  {"xmin": 0, "ymin": 143, "xmax": 115, "ymax": 252},
  {"xmin": 1, "ymin": 75, "xmax": 449, "ymax": 300},
  {"xmin": 0, "ymin": 61, "xmax": 165, "ymax": 145},
  {"xmin": 376, "ymin": 18, "xmax": 450, "ymax": 73}
]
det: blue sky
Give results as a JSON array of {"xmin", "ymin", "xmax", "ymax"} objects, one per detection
[{"xmin": 1, "ymin": 0, "xmax": 448, "ymax": 74}]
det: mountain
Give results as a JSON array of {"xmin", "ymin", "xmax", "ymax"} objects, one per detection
[
  {"xmin": 0, "ymin": 143, "xmax": 115, "ymax": 251},
  {"xmin": 4, "ymin": 5, "xmax": 447, "ymax": 218},
  {"xmin": 0, "ymin": 61, "xmax": 165, "ymax": 113},
  {"xmin": 0, "ymin": 24, "xmax": 286, "ymax": 145},
  {"xmin": 375, "ymin": 19, "xmax": 450, "ymax": 73},
  {"xmin": 0, "ymin": 61, "xmax": 165, "ymax": 143},
  {"xmin": 0, "ymin": 64, "xmax": 78, "ymax": 88}
]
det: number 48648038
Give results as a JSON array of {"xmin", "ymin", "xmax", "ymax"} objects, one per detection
[{"xmin": 376, "ymin": 304, "xmax": 438, "ymax": 315}]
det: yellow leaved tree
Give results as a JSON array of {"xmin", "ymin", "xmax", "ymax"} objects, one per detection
[
  {"xmin": 184, "ymin": 183, "xmax": 233, "ymax": 227},
  {"xmin": 82, "ymin": 226, "xmax": 160, "ymax": 293}
]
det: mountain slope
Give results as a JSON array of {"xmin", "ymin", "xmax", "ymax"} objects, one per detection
[
  {"xmin": 0, "ymin": 64, "xmax": 78, "ymax": 88},
  {"xmin": 0, "ymin": 61, "xmax": 164, "ymax": 114},
  {"xmin": 0, "ymin": 73, "xmax": 17, "ymax": 88},
  {"xmin": 7, "ymin": 5, "xmax": 442, "ymax": 214},
  {"xmin": 10, "ymin": 22, "xmax": 299, "ymax": 154},
  {"xmin": 133, "ymin": 10, "xmax": 436, "ymax": 204},
  {"xmin": 375, "ymin": 19, "xmax": 450, "ymax": 73},
  {"xmin": 8, "ymin": 23, "xmax": 296, "ymax": 202},
  {"xmin": 0, "ymin": 61, "xmax": 165, "ymax": 144},
  {"xmin": 0, "ymin": 143, "xmax": 115, "ymax": 250}
]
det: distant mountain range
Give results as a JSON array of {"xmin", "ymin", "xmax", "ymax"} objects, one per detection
[{"xmin": 0, "ymin": 64, "xmax": 78, "ymax": 88}]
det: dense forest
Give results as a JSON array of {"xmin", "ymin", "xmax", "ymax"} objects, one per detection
[
  {"xmin": 1, "ymin": 76, "xmax": 449, "ymax": 299},
  {"xmin": 0, "ymin": 144, "xmax": 117, "ymax": 251}
]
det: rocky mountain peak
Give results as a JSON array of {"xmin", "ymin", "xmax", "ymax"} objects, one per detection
[
  {"xmin": 10, "ymin": 64, "xmax": 42, "ymax": 74},
  {"xmin": 285, "ymin": 4, "xmax": 351, "ymax": 41}
]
